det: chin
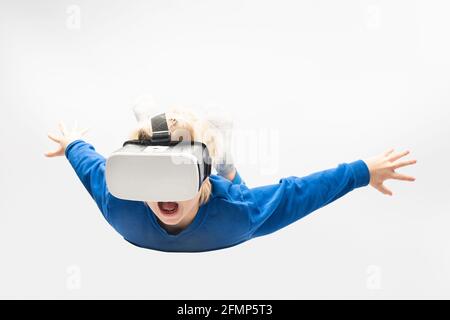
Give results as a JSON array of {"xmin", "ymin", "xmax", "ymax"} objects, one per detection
[{"xmin": 157, "ymin": 214, "xmax": 183, "ymax": 226}]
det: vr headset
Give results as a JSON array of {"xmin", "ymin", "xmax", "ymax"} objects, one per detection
[{"xmin": 106, "ymin": 113, "xmax": 212, "ymax": 202}]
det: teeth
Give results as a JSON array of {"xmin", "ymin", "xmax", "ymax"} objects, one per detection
[{"xmin": 158, "ymin": 202, "xmax": 178, "ymax": 213}]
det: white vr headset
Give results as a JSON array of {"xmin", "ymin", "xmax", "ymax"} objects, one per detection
[{"xmin": 106, "ymin": 113, "xmax": 212, "ymax": 202}]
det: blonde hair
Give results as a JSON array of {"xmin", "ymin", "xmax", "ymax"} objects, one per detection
[{"xmin": 130, "ymin": 106, "xmax": 217, "ymax": 205}]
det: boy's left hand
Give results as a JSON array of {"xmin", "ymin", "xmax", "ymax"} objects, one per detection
[
  {"xmin": 363, "ymin": 149, "xmax": 417, "ymax": 196},
  {"xmin": 45, "ymin": 121, "xmax": 89, "ymax": 158}
]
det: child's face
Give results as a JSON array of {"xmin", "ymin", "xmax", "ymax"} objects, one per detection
[{"xmin": 146, "ymin": 191, "xmax": 201, "ymax": 230}]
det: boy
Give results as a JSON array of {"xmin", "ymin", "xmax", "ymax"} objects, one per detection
[{"xmin": 46, "ymin": 108, "xmax": 416, "ymax": 252}]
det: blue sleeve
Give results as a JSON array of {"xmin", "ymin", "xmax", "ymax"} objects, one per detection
[
  {"xmin": 65, "ymin": 140, "xmax": 110, "ymax": 217},
  {"xmin": 244, "ymin": 160, "xmax": 371, "ymax": 238}
]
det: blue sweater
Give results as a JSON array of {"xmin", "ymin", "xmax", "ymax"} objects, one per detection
[{"xmin": 66, "ymin": 140, "xmax": 371, "ymax": 252}]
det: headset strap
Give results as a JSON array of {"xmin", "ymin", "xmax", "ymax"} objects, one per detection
[{"xmin": 151, "ymin": 113, "xmax": 171, "ymax": 144}]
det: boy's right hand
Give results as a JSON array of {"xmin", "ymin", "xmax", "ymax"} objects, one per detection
[{"xmin": 45, "ymin": 121, "xmax": 89, "ymax": 158}]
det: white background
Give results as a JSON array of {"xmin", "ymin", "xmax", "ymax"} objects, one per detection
[{"xmin": 0, "ymin": 0, "xmax": 449, "ymax": 299}]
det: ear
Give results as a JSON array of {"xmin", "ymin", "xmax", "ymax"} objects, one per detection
[{"xmin": 132, "ymin": 94, "xmax": 162, "ymax": 122}]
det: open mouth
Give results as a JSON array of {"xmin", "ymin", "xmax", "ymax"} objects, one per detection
[{"xmin": 158, "ymin": 202, "xmax": 179, "ymax": 215}]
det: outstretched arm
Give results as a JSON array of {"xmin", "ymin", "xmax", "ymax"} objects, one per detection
[
  {"xmin": 45, "ymin": 122, "xmax": 110, "ymax": 215},
  {"xmin": 245, "ymin": 149, "xmax": 416, "ymax": 238}
]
